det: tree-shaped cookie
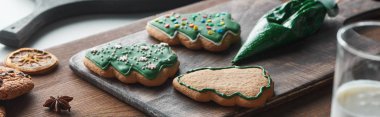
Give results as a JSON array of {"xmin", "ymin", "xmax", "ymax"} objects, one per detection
[
  {"xmin": 173, "ymin": 66, "xmax": 274, "ymax": 108},
  {"xmin": 147, "ymin": 12, "xmax": 240, "ymax": 52},
  {"xmin": 84, "ymin": 43, "xmax": 179, "ymax": 86}
]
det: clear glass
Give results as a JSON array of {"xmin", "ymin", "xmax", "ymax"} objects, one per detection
[{"xmin": 332, "ymin": 21, "xmax": 380, "ymax": 117}]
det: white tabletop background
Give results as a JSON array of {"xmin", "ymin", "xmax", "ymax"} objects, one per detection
[{"xmin": 0, "ymin": 0, "xmax": 153, "ymax": 57}]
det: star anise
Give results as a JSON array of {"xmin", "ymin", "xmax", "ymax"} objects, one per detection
[{"xmin": 43, "ymin": 96, "xmax": 73, "ymax": 113}]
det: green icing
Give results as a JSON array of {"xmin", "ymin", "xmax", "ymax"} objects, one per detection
[
  {"xmin": 149, "ymin": 12, "xmax": 240, "ymax": 44},
  {"xmin": 176, "ymin": 66, "xmax": 272, "ymax": 100},
  {"xmin": 232, "ymin": 0, "xmax": 329, "ymax": 63},
  {"xmin": 85, "ymin": 43, "xmax": 178, "ymax": 80}
]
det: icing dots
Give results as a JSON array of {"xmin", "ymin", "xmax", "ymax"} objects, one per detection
[
  {"xmin": 146, "ymin": 64, "xmax": 157, "ymax": 70},
  {"xmin": 117, "ymin": 55, "xmax": 128, "ymax": 62},
  {"xmin": 138, "ymin": 57, "xmax": 148, "ymax": 62},
  {"xmin": 149, "ymin": 12, "xmax": 240, "ymax": 43},
  {"xmin": 114, "ymin": 44, "xmax": 122, "ymax": 49},
  {"xmin": 85, "ymin": 43, "xmax": 178, "ymax": 80}
]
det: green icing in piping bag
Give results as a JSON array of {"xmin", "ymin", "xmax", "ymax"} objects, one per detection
[{"xmin": 232, "ymin": 0, "xmax": 338, "ymax": 63}]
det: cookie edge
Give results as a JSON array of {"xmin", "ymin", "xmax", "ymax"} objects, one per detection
[
  {"xmin": 146, "ymin": 19, "xmax": 240, "ymax": 52},
  {"xmin": 172, "ymin": 66, "xmax": 274, "ymax": 107},
  {"xmin": 83, "ymin": 57, "xmax": 180, "ymax": 87}
]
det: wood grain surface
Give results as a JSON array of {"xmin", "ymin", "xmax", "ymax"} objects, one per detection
[
  {"xmin": 69, "ymin": 0, "xmax": 337, "ymax": 116},
  {"xmin": 2, "ymin": 0, "xmax": 380, "ymax": 116},
  {"xmin": 70, "ymin": 0, "xmax": 380, "ymax": 116}
]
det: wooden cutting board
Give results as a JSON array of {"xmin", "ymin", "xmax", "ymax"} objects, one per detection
[{"xmin": 68, "ymin": 0, "xmax": 380, "ymax": 116}]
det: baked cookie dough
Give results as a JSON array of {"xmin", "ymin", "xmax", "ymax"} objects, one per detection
[
  {"xmin": 5, "ymin": 48, "xmax": 58, "ymax": 75},
  {"xmin": 0, "ymin": 66, "xmax": 34, "ymax": 100},
  {"xmin": 84, "ymin": 43, "xmax": 179, "ymax": 87},
  {"xmin": 0, "ymin": 106, "xmax": 5, "ymax": 117},
  {"xmin": 173, "ymin": 66, "xmax": 274, "ymax": 108},
  {"xmin": 147, "ymin": 12, "xmax": 240, "ymax": 52}
]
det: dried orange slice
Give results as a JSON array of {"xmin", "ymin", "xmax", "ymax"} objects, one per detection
[{"xmin": 5, "ymin": 48, "xmax": 58, "ymax": 75}]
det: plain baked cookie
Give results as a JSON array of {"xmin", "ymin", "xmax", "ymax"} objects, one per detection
[
  {"xmin": 147, "ymin": 12, "xmax": 240, "ymax": 52},
  {"xmin": 0, "ymin": 66, "xmax": 34, "ymax": 100},
  {"xmin": 84, "ymin": 43, "xmax": 179, "ymax": 87},
  {"xmin": 173, "ymin": 66, "xmax": 274, "ymax": 108},
  {"xmin": 0, "ymin": 106, "xmax": 5, "ymax": 117},
  {"xmin": 5, "ymin": 48, "xmax": 58, "ymax": 75}
]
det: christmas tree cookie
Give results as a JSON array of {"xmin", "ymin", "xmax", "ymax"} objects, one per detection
[
  {"xmin": 84, "ymin": 43, "xmax": 180, "ymax": 87},
  {"xmin": 146, "ymin": 12, "xmax": 241, "ymax": 52},
  {"xmin": 172, "ymin": 66, "xmax": 274, "ymax": 108}
]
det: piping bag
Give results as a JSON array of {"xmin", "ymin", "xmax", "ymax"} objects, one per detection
[{"xmin": 232, "ymin": 0, "xmax": 338, "ymax": 63}]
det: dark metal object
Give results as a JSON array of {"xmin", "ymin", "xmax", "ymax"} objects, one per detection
[{"xmin": 0, "ymin": 0, "xmax": 200, "ymax": 47}]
